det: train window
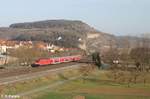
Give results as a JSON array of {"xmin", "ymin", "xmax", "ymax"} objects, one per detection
[
  {"xmin": 65, "ymin": 58, "xmax": 68, "ymax": 61},
  {"xmin": 35, "ymin": 59, "xmax": 40, "ymax": 62},
  {"xmin": 55, "ymin": 59, "xmax": 60, "ymax": 62},
  {"xmin": 50, "ymin": 59, "xmax": 54, "ymax": 62}
]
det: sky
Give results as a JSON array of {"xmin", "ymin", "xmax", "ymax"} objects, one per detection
[{"xmin": 0, "ymin": 0, "xmax": 150, "ymax": 35}]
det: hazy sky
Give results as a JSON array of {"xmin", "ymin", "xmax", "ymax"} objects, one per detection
[{"xmin": 0, "ymin": 0, "xmax": 150, "ymax": 35}]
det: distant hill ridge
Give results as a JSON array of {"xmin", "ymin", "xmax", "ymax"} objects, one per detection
[{"xmin": 9, "ymin": 20, "xmax": 98, "ymax": 33}]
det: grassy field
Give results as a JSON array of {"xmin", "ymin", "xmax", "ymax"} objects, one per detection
[
  {"xmin": 3, "ymin": 68, "xmax": 149, "ymax": 99},
  {"xmin": 33, "ymin": 70, "xmax": 150, "ymax": 99},
  {"xmin": 36, "ymin": 93, "xmax": 150, "ymax": 99},
  {"xmin": 1, "ymin": 68, "xmax": 80, "ymax": 95}
]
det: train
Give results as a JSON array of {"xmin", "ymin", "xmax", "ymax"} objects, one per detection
[{"xmin": 31, "ymin": 55, "xmax": 82, "ymax": 67}]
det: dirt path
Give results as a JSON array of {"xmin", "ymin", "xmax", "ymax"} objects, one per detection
[
  {"xmin": 18, "ymin": 76, "xmax": 81, "ymax": 97},
  {"xmin": 79, "ymin": 87, "xmax": 150, "ymax": 96}
]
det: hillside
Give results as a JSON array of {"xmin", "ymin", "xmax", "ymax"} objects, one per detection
[
  {"xmin": 141, "ymin": 33, "xmax": 150, "ymax": 38},
  {"xmin": 116, "ymin": 35, "xmax": 150, "ymax": 48},
  {"xmin": 1, "ymin": 19, "xmax": 147, "ymax": 52},
  {"xmin": 0, "ymin": 20, "xmax": 116, "ymax": 51}
]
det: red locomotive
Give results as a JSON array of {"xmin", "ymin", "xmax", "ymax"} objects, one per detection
[{"xmin": 31, "ymin": 55, "xmax": 81, "ymax": 67}]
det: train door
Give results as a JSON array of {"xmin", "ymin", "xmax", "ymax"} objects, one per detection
[{"xmin": 53, "ymin": 58, "xmax": 60, "ymax": 64}]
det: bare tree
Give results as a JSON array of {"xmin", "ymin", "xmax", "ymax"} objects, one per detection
[
  {"xmin": 9, "ymin": 46, "xmax": 49, "ymax": 66},
  {"xmin": 79, "ymin": 64, "xmax": 94, "ymax": 83},
  {"xmin": 130, "ymin": 47, "xmax": 150, "ymax": 72},
  {"xmin": 0, "ymin": 85, "xmax": 4, "ymax": 94},
  {"xmin": 119, "ymin": 49, "xmax": 131, "ymax": 71},
  {"xmin": 131, "ymin": 70, "xmax": 140, "ymax": 84},
  {"xmin": 103, "ymin": 48, "xmax": 119, "ymax": 69}
]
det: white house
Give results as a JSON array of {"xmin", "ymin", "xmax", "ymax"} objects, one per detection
[{"xmin": 0, "ymin": 45, "xmax": 7, "ymax": 54}]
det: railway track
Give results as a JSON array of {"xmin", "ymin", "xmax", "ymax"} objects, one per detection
[
  {"xmin": 0, "ymin": 62, "xmax": 81, "ymax": 78},
  {"xmin": 0, "ymin": 62, "xmax": 85, "ymax": 85}
]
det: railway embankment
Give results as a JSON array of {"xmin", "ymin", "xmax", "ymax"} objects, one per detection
[{"xmin": 0, "ymin": 63, "xmax": 88, "ymax": 99}]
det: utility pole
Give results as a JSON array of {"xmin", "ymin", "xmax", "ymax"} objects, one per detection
[{"xmin": 4, "ymin": 48, "xmax": 8, "ymax": 65}]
